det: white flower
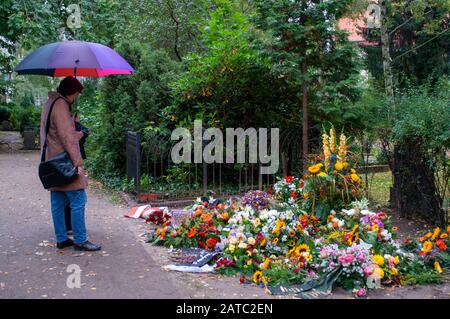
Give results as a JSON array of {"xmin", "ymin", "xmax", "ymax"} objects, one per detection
[
  {"xmin": 381, "ymin": 230, "xmax": 391, "ymax": 240},
  {"xmin": 342, "ymin": 209, "xmax": 356, "ymax": 216},
  {"xmin": 361, "ymin": 209, "xmax": 372, "ymax": 216},
  {"xmin": 330, "ymin": 209, "xmax": 336, "ymax": 215},
  {"xmin": 248, "ymin": 237, "xmax": 256, "ymax": 245},
  {"xmin": 238, "ymin": 242, "xmax": 248, "ymax": 249},
  {"xmin": 282, "ymin": 235, "xmax": 288, "ymax": 242}
]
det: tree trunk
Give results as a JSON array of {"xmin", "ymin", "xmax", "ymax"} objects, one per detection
[{"xmin": 301, "ymin": 61, "xmax": 308, "ymax": 173}]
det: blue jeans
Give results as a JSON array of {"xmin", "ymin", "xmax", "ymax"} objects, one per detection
[{"xmin": 50, "ymin": 190, "xmax": 87, "ymax": 245}]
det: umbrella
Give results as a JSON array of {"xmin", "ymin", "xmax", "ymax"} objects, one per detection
[{"xmin": 14, "ymin": 40, "xmax": 134, "ymax": 77}]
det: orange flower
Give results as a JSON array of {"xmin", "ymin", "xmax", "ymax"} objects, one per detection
[
  {"xmin": 289, "ymin": 230, "xmax": 296, "ymax": 238},
  {"xmin": 221, "ymin": 212, "xmax": 230, "ymax": 221},
  {"xmin": 202, "ymin": 214, "xmax": 213, "ymax": 222},
  {"xmin": 193, "ymin": 209, "xmax": 202, "ymax": 217},
  {"xmin": 187, "ymin": 226, "xmax": 197, "ymax": 238},
  {"xmin": 171, "ymin": 231, "xmax": 177, "ymax": 238},
  {"xmin": 159, "ymin": 227, "xmax": 167, "ymax": 239},
  {"xmin": 440, "ymin": 233, "xmax": 448, "ymax": 239},
  {"xmin": 436, "ymin": 239, "xmax": 447, "ymax": 251}
]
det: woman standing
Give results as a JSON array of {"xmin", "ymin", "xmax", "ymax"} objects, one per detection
[{"xmin": 40, "ymin": 76, "xmax": 101, "ymax": 251}]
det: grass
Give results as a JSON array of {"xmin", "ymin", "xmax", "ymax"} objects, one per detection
[{"xmin": 364, "ymin": 171, "xmax": 392, "ymax": 208}]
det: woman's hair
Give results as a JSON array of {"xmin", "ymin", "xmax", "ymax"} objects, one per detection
[{"xmin": 57, "ymin": 76, "xmax": 84, "ymax": 97}]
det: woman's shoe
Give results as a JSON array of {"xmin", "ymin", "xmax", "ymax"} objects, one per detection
[
  {"xmin": 57, "ymin": 239, "xmax": 74, "ymax": 249},
  {"xmin": 74, "ymin": 241, "xmax": 101, "ymax": 251}
]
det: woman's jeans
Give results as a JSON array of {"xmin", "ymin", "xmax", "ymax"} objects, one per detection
[{"xmin": 50, "ymin": 190, "xmax": 87, "ymax": 244}]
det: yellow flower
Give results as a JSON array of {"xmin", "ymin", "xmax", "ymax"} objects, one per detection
[
  {"xmin": 246, "ymin": 250, "xmax": 253, "ymax": 257},
  {"xmin": 229, "ymin": 244, "xmax": 235, "ymax": 253},
  {"xmin": 317, "ymin": 172, "xmax": 328, "ymax": 177},
  {"xmin": 261, "ymin": 258, "xmax": 270, "ymax": 270},
  {"xmin": 393, "ymin": 256, "xmax": 400, "ymax": 265},
  {"xmin": 253, "ymin": 271, "xmax": 263, "ymax": 283},
  {"xmin": 440, "ymin": 233, "xmax": 448, "ymax": 239},
  {"xmin": 295, "ymin": 244, "xmax": 310, "ymax": 255},
  {"xmin": 425, "ymin": 232, "xmax": 433, "ymax": 238},
  {"xmin": 351, "ymin": 173, "xmax": 360, "ymax": 183},
  {"xmin": 392, "ymin": 226, "xmax": 398, "ymax": 232},
  {"xmin": 434, "ymin": 262, "xmax": 443, "ymax": 274},
  {"xmin": 431, "ymin": 227, "xmax": 441, "ymax": 240},
  {"xmin": 343, "ymin": 162, "xmax": 349, "ymax": 169},
  {"xmin": 390, "ymin": 267, "xmax": 398, "ymax": 276},
  {"xmin": 422, "ymin": 241, "xmax": 433, "ymax": 253},
  {"xmin": 308, "ymin": 164, "xmax": 321, "ymax": 174},
  {"xmin": 335, "ymin": 162, "xmax": 344, "ymax": 171},
  {"xmin": 273, "ymin": 238, "xmax": 279, "ymax": 245},
  {"xmin": 303, "ymin": 193, "xmax": 309, "ymax": 200},
  {"xmin": 247, "ymin": 260, "xmax": 253, "ymax": 266},
  {"xmin": 372, "ymin": 267, "xmax": 384, "ymax": 279},
  {"xmin": 372, "ymin": 255, "xmax": 385, "ymax": 266},
  {"xmin": 351, "ymin": 168, "xmax": 356, "ymax": 174},
  {"xmin": 372, "ymin": 224, "xmax": 379, "ymax": 232}
]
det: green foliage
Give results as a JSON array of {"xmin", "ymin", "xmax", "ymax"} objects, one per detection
[
  {"xmin": 78, "ymin": 42, "xmax": 180, "ymax": 182},
  {"xmin": 0, "ymin": 102, "xmax": 40, "ymax": 132},
  {"xmin": 166, "ymin": 2, "xmax": 287, "ymax": 130},
  {"xmin": 362, "ymin": 0, "xmax": 450, "ymax": 88}
]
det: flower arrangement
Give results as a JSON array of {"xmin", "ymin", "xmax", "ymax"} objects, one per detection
[
  {"xmin": 273, "ymin": 128, "xmax": 361, "ymax": 220},
  {"xmin": 241, "ymin": 190, "xmax": 270, "ymax": 210},
  {"xmin": 148, "ymin": 132, "xmax": 449, "ymax": 298},
  {"xmin": 145, "ymin": 208, "xmax": 172, "ymax": 226}
]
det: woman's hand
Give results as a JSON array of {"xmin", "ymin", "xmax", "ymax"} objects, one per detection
[{"xmin": 75, "ymin": 131, "xmax": 84, "ymax": 140}]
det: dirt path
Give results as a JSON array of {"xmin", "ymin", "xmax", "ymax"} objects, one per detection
[{"xmin": 0, "ymin": 150, "xmax": 449, "ymax": 299}]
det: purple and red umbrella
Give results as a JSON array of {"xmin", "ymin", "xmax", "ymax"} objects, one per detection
[{"xmin": 14, "ymin": 40, "xmax": 134, "ymax": 77}]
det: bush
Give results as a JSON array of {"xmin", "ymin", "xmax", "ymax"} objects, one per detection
[{"xmin": 0, "ymin": 103, "xmax": 40, "ymax": 132}]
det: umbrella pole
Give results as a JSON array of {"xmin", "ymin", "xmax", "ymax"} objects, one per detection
[{"xmin": 74, "ymin": 59, "xmax": 79, "ymax": 78}]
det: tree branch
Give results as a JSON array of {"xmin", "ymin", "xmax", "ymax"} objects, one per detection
[{"xmin": 392, "ymin": 27, "xmax": 450, "ymax": 62}]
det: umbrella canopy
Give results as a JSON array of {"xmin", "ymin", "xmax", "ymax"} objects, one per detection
[{"xmin": 14, "ymin": 40, "xmax": 134, "ymax": 77}]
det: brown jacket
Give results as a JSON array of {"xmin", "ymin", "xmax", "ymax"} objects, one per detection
[{"xmin": 40, "ymin": 92, "xmax": 87, "ymax": 191}]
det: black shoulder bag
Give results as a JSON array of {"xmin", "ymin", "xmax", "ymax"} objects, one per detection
[{"xmin": 38, "ymin": 97, "xmax": 78, "ymax": 189}]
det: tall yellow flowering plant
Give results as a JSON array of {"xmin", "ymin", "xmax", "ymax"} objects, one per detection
[{"xmin": 301, "ymin": 127, "xmax": 361, "ymax": 220}]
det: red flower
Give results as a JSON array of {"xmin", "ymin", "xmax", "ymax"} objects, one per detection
[
  {"xmin": 293, "ymin": 268, "xmax": 299, "ymax": 274},
  {"xmin": 199, "ymin": 231, "xmax": 206, "ymax": 238},
  {"xmin": 198, "ymin": 241, "xmax": 206, "ymax": 249},
  {"xmin": 206, "ymin": 237, "xmax": 219, "ymax": 249},
  {"xmin": 299, "ymin": 180, "xmax": 305, "ymax": 189},
  {"xmin": 436, "ymin": 239, "xmax": 447, "ymax": 251},
  {"xmin": 239, "ymin": 276, "xmax": 246, "ymax": 284},
  {"xmin": 285, "ymin": 176, "xmax": 293, "ymax": 183},
  {"xmin": 290, "ymin": 191, "xmax": 299, "ymax": 199}
]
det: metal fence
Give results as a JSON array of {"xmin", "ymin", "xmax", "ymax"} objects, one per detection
[{"xmin": 126, "ymin": 130, "xmax": 286, "ymax": 202}]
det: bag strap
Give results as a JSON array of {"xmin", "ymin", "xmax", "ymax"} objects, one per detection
[{"xmin": 41, "ymin": 97, "xmax": 63, "ymax": 162}]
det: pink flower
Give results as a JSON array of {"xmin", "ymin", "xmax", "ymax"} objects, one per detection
[
  {"xmin": 338, "ymin": 254, "xmax": 355, "ymax": 266},
  {"xmin": 358, "ymin": 253, "xmax": 366, "ymax": 262},
  {"xmin": 356, "ymin": 288, "xmax": 366, "ymax": 297},
  {"xmin": 363, "ymin": 265, "xmax": 374, "ymax": 276}
]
